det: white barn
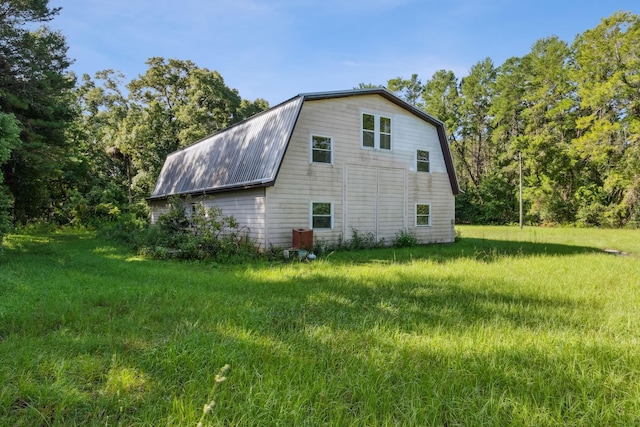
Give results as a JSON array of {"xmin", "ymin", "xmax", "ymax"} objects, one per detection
[{"xmin": 148, "ymin": 88, "xmax": 460, "ymax": 249}]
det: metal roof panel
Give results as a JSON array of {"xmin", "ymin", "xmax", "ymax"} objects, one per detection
[{"xmin": 150, "ymin": 96, "xmax": 303, "ymax": 198}]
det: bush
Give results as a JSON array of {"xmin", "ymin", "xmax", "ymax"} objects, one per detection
[
  {"xmin": 140, "ymin": 198, "xmax": 258, "ymax": 263},
  {"xmin": 331, "ymin": 228, "xmax": 385, "ymax": 251},
  {"xmin": 347, "ymin": 228, "xmax": 379, "ymax": 250},
  {"xmin": 393, "ymin": 229, "xmax": 418, "ymax": 247},
  {"xmin": 0, "ymin": 190, "xmax": 13, "ymax": 254},
  {"xmin": 98, "ymin": 213, "xmax": 149, "ymax": 248},
  {"xmin": 456, "ymin": 174, "xmax": 519, "ymax": 225}
]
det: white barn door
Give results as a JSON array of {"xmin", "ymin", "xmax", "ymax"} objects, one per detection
[
  {"xmin": 377, "ymin": 167, "xmax": 406, "ymax": 241},
  {"xmin": 345, "ymin": 165, "xmax": 406, "ymax": 243},
  {"xmin": 345, "ymin": 165, "xmax": 377, "ymax": 236}
]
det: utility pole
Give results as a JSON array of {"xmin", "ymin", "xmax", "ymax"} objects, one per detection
[{"xmin": 519, "ymin": 151, "xmax": 523, "ymax": 229}]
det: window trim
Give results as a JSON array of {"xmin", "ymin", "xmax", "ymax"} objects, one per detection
[
  {"xmin": 417, "ymin": 149, "xmax": 430, "ymax": 173},
  {"xmin": 310, "ymin": 134, "xmax": 333, "ymax": 164},
  {"xmin": 310, "ymin": 201, "xmax": 333, "ymax": 230},
  {"xmin": 361, "ymin": 111, "xmax": 393, "ymax": 151},
  {"xmin": 415, "ymin": 203, "xmax": 431, "ymax": 227}
]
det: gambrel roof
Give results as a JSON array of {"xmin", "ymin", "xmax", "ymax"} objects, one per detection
[{"xmin": 149, "ymin": 88, "xmax": 460, "ymax": 200}]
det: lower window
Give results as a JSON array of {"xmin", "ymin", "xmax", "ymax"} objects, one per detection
[
  {"xmin": 416, "ymin": 203, "xmax": 431, "ymax": 226},
  {"xmin": 311, "ymin": 202, "xmax": 332, "ymax": 229}
]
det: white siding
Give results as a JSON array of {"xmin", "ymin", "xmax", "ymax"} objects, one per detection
[
  {"xmin": 376, "ymin": 167, "xmax": 407, "ymax": 240},
  {"xmin": 266, "ymin": 94, "xmax": 455, "ymax": 247},
  {"xmin": 149, "ymin": 200, "xmax": 171, "ymax": 224},
  {"xmin": 393, "ymin": 114, "xmax": 448, "ymax": 174},
  {"xmin": 149, "ymin": 188, "xmax": 267, "ymax": 249},
  {"xmin": 411, "ymin": 172, "xmax": 456, "ymax": 243},
  {"xmin": 345, "ymin": 165, "xmax": 378, "ymax": 236}
]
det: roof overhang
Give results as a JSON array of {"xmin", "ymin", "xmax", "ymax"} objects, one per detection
[{"xmin": 147, "ymin": 179, "xmax": 274, "ymax": 201}]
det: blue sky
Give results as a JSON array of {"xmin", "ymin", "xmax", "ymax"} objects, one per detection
[{"xmin": 52, "ymin": 0, "xmax": 636, "ymax": 105}]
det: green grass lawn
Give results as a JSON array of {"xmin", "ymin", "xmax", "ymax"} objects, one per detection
[{"xmin": 1, "ymin": 225, "xmax": 639, "ymax": 426}]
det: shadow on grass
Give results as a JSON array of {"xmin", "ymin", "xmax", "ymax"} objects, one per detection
[
  {"xmin": 321, "ymin": 236, "xmax": 601, "ymax": 265},
  {"xmin": 1, "ymin": 231, "xmax": 599, "ymax": 337},
  {"xmin": 240, "ymin": 271, "xmax": 589, "ymax": 339},
  {"xmin": 2, "ymin": 229, "xmax": 600, "ymax": 266},
  {"xmin": 1, "ymin": 231, "xmax": 597, "ymax": 339}
]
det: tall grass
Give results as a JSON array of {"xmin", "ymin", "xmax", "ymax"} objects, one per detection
[{"xmin": 0, "ymin": 226, "xmax": 639, "ymax": 425}]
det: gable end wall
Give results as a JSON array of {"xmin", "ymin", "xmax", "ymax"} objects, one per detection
[{"xmin": 265, "ymin": 95, "xmax": 455, "ymax": 248}]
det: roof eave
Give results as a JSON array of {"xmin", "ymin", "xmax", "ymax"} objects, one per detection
[{"xmin": 147, "ymin": 180, "xmax": 275, "ymax": 201}]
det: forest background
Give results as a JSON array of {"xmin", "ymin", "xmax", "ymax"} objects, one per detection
[{"xmin": 1, "ymin": 1, "xmax": 639, "ymax": 248}]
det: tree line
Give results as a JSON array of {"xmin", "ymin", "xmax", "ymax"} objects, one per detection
[
  {"xmin": 388, "ymin": 11, "xmax": 639, "ymax": 227},
  {"xmin": 1, "ymin": 1, "xmax": 638, "ymax": 249}
]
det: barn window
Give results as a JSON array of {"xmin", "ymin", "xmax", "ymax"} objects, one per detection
[
  {"xmin": 311, "ymin": 135, "xmax": 332, "ymax": 164},
  {"xmin": 416, "ymin": 203, "xmax": 431, "ymax": 226},
  {"xmin": 380, "ymin": 116, "xmax": 391, "ymax": 150},
  {"xmin": 311, "ymin": 202, "xmax": 333, "ymax": 229},
  {"xmin": 362, "ymin": 112, "xmax": 392, "ymax": 150},
  {"xmin": 417, "ymin": 150, "xmax": 430, "ymax": 172},
  {"xmin": 362, "ymin": 113, "xmax": 375, "ymax": 148}
]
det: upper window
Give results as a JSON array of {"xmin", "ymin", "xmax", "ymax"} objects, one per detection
[
  {"xmin": 380, "ymin": 116, "xmax": 391, "ymax": 150},
  {"xmin": 311, "ymin": 135, "xmax": 332, "ymax": 164},
  {"xmin": 417, "ymin": 150, "xmax": 430, "ymax": 172},
  {"xmin": 362, "ymin": 114, "xmax": 375, "ymax": 148},
  {"xmin": 311, "ymin": 202, "xmax": 332, "ymax": 229},
  {"xmin": 416, "ymin": 203, "xmax": 431, "ymax": 227},
  {"xmin": 362, "ymin": 113, "xmax": 392, "ymax": 150}
]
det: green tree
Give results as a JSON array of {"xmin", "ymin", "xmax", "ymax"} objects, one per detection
[
  {"xmin": 485, "ymin": 56, "xmax": 530, "ymax": 224},
  {"xmin": 518, "ymin": 37, "xmax": 578, "ymax": 224},
  {"xmin": 128, "ymin": 57, "xmax": 242, "ymax": 146},
  {"xmin": 422, "ymin": 70, "xmax": 462, "ymax": 173},
  {"xmin": 239, "ymin": 98, "xmax": 270, "ymax": 120},
  {"xmin": 422, "ymin": 70, "xmax": 461, "ymax": 141},
  {"xmin": 571, "ymin": 11, "xmax": 640, "ymax": 226},
  {"xmin": 401, "ymin": 11, "xmax": 640, "ymax": 227},
  {"xmin": 491, "ymin": 57, "xmax": 527, "ymax": 161},
  {"xmin": 70, "ymin": 70, "xmax": 132, "ymax": 217},
  {"xmin": 73, "ymin": 59, "xmax": 267, "ymax": 211},
  {"xmin": 0, "ymin": 0, "xmax": 75, "ymax": 223},
  {"xmin": 0, "ymin": 113, "xmax": 20, "ymax": 244},
  {"xmin": 388, "ymin": 74, "xmax": 423, "ymax": 107},
  {"xmin": 458, "ymin": 58, "xmax": 496, "ymax": 188}
]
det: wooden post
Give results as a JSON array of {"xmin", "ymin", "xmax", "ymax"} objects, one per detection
[{"xmin": 519, "ymin": 151, "xmax": 523, "ymax": 229}]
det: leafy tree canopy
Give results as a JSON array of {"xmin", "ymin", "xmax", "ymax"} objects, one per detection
[
  {"xmin": 393, "ymin": 11, "xmax": 640, "ymax": 227},
  {"xmin": 72, "ymin": 58, "xmax": 269, "ymax": 214},
  {"xmin": 0, "ymin": 0, "xmax": 75, "ymax": 223}
]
